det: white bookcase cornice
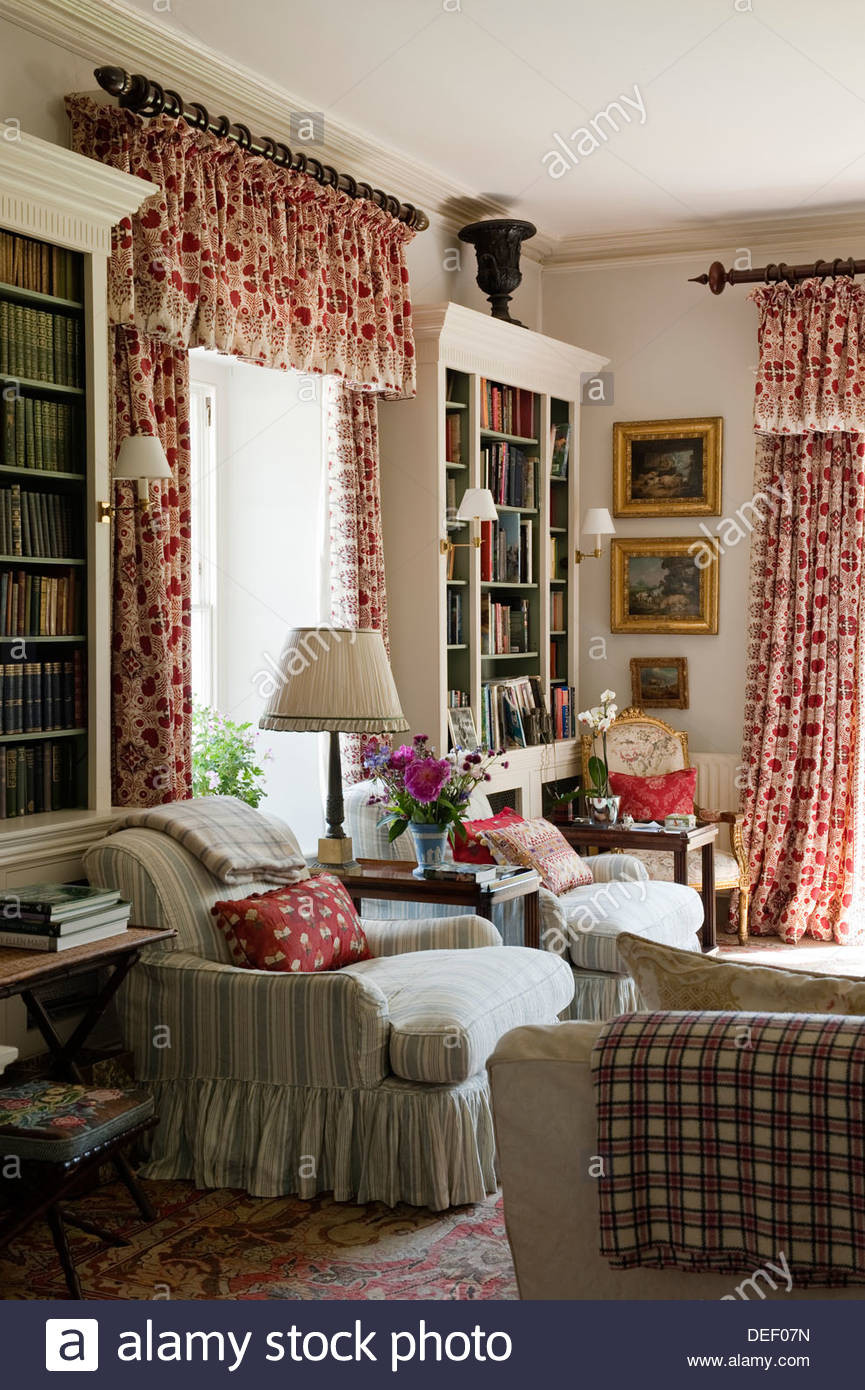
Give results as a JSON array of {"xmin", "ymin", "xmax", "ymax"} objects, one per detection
[{"xmin": 0, "ymin": 128, "xmax": 155, "ymax": 252}]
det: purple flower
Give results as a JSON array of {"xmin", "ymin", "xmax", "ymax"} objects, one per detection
[
  {"xmin": 413, "ymin": 733, "xmax": 429, "ymax": 745},
  {"xmin": 389, "ymin": 744, "xmax": 414, "ymax": 771},
  {"xmin": 404, "ymin": 757, "xmax": 450, "ymax": 804}
]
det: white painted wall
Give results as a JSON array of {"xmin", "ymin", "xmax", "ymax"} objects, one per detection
[
  {"xmin": 542, "ymin": 248, "xmax": 824, "ymax": 756},
  {"xmin": 190, "ymin": 351, "xmax": 327, "ymax": 852}
]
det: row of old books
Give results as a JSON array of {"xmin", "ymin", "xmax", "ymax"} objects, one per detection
[
  {"xmin": 0, "ymin": 653, "xmax": 85, "ymax": 733},
  {"xmin": 446, "ymin": 589, "xmax": 464, "ymax": 645},
  {"xmin": 550, "ymin": 590, "xmax": 565, "ymax": 629},
  {"xmin": 446, "ymin": 689, "xmax": 470, "ymax": 708},
  {"xmin": 552, "ymin": 684, "xmax": 577, "ymax": 740},
  {"xmin": 0, "ymin": 301, "xmax": 82, "ymax": 387},
  {"xmin": 480, "ymin": 380, "xmax": 537, "ymax": 439},
  {"xmin": 481, "ymin": 594, "xmax": 530, "ymax": 655},
  {"xmin": 481, "ymin": 442, "xmax": 537, "ymax": 508},
  {"xmin": 445, "ymin": 413, "xmax": 462, "ymax": 464},
  {"xmin": 0, "ymin": 485, "xmax": 79, "ymax": 557},
  {"xmin": 481, "ymin": 676, "xmax": 549, "ymax": 749},
  {"xmin": 0, "ymin": 739, "xmax": 79, "ymax": 820},
  {"xmin": 3, "ymin": 395, "xmax": 82, "ymax": 472},
  {"xmin": 480, "ymin": 514, "xmax": 533, "ymax": 584},
  {"xmin": 0, "ymin": 569, "xmax": 82, "ymax": 636},
  {"xmin": 0, "ymin": 231, "xmax": 82, "ymax": 301}
]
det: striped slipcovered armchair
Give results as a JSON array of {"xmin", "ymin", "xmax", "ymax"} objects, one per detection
[
  {"xmin": 346, "ymin": 780, "xmax": 704, "ymax": 1022},
  {"xmin": 84, "ymin": 816, "xmax": 572, "ymax": 1210}
]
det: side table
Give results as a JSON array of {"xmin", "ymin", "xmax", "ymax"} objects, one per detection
[{"xmin": 341, "ymin": 860, "xmax": 542, "ymax": 949}]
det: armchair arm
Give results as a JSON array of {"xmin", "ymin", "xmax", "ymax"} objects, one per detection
[
  {"xmin": 589, "ymin": 852, "xmax": 649, "ymax": 883},
  {"xmin": 117, "ymin": 949, "xmax": 390, "ymax": 1089},
  {"xmin": 695, "ymin": 805, "xmax": 744, "ymax": 827},
  {"xmin": 362, "ymin": 913, "xmax": 502, "ymax": 956}
]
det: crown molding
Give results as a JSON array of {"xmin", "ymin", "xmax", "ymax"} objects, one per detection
[
  {"xmin": 3, "ymin": 0, "xmax": 861, "ymax": 273},
  {"xmin": 542, "ymin": 207, "xmax": 865, "ymax": 272}
]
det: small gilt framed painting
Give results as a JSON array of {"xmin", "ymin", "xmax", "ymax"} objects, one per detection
[
  {"xmin": 613, "ymin": 417, "xmax": 722, "ymax": 517},
  {"xmin": 611, "ymin": 536, "xmax": 719, "ymax": 635},
  {"xmin": 630, "ymin": 657, "xmax": 689, "ymax": 710}
]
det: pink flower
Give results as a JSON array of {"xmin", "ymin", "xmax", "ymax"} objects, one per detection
[
  {"xmin": 404, "ymin": 757, "xmax": 450, "ymax": 804},
  {"xmin": 388, "ymin": 744, "xmax": 414, "ymax": 771}
]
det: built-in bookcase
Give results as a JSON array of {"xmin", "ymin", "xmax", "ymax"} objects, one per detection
[
  {"xmin": 379, "ymin": 303, "xmax": 607, "ymax": 817},
  {"xmin": 0, "ymin": 232, "xmax": 88, "ymax": 817}
]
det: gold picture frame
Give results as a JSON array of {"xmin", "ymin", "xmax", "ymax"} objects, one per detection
[
  {"xmin": 630, "ymin": 657, "xmax": 689, "ymax": 709},
  {"xmin": 613, "ymin": 416, "xmax": 723, "ymax": 517},
  {"xmin": 611, "ymin": 537, "xmax": 719, "ymax": 635}
]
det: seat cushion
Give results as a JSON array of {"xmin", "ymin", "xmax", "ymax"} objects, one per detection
[
  {"xmin": 554, "ymin": 879, "xmax": 703, "ymax": 974},
  {"xmin": 630, "ymin": 847, "xmax": 742, "ymax": 890},
  {"xmin": 0, "ymin": 1081, "xmax": 154, "ymax": 1161},
  {"xmin": 346, "ymin": 946, "xmax": 574, "ymax": 1084}
]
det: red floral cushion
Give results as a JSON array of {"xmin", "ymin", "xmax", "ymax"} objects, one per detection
[
  {"xmin": 453, "ymin": 807, "xmax": 525, "ymax": 863},
  {"xmin": 211, "ymin": 875, "xmax": 370, "ymax": 973},
  {"xmin": 608, "ymin": 767, "xmax": 697, "ymax": 822}
]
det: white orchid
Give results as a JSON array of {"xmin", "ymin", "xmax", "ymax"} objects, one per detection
[
  {"xmin": 580, "ymin": 688, "xmax": 618, "ymax": 796},
  {"xmin": 600, "ymin": 689, "xmax": 616, "ymax": 704}
]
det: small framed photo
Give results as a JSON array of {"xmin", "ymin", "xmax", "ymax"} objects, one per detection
[
  {"xmin": 550, "ymin": 423, "xmax": 570, "ymax": 480},
  {"xmin": 611, "ymin": 536, "xmax": 719, "ymax": 635},
  {"xmin": 630, "ymin": 657, "xmax": 689, "ymax": 710},
  {"xmin": 613, "ymin": 417, "xmax": 722, "ymax": 517},
  {"xmin": 447, "ymin": 706, "xmax": 479, "ymax": 750}
]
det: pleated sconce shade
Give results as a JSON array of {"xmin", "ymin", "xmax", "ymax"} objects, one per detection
[{"xmin": 259, "ymin": 628, "xmax": 408, "ymax": 734}]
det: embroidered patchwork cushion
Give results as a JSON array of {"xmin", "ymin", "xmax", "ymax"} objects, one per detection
[
  {"xmin": 608, "ymin": 767, "xmax": 697, "ymax": 821},
  {"xmin": 479, "ymin": 817, "xmax": 593, "ymax": 894},
  {"xmin": 542, "ymin": 879, "xmax": 703, "ymax": 974},
  {"xmin": 628, "ymin": 847, "xmax": 742, "ymax": 890},
  {"xmin": 212, "ymin": 875, "xmax": 370, "ymax": 972},
  {"xmin": 617, "ymin": 932, "xmax": 865, "ymax": 1013},
  {"xmin": 452, "ymin": 807, "xmax": 524, "ymax": 864},
  {"xmin": 347, "ymin": 946, "xmax": 574, "ymax": 1084},
  {"xmin": 0, "ymin": 1080, "xmax": 154, "ymax": 1161}
]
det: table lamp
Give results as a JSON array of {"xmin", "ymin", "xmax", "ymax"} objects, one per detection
[{"xmin": 259, "ymin": 627, "xmax": 408, "ymax": 873}]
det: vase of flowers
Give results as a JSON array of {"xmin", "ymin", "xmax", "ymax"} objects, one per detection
[
  {"xmin": 363, "ymin": 735, "xmax": 506, "ymax": 876},
  {"xmin": 577, "ymin": 690, "xmax": 621, "ymax": 826}
]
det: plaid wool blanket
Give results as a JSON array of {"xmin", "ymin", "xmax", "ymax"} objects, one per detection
[
  {"xmin": 112, "ymin": 796, "xmax": 310, "ymax": 885},
  {"xmin": 592, "ymin": 1010, "xmax": 865, "ymax": 1285}
]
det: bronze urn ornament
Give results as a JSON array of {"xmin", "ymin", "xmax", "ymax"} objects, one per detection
[{"xmin": 458, "ymin": 219, "xmax": 537, "ymax": 326}]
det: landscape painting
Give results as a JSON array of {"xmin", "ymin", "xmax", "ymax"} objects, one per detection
[
  {"xmin": 630, "ymin": 657, "xmax": 689, "ymax": 709},
  {"xmin": 611, "ymin": 537, "xmax": 719, "ymax": 634},
  {"xmin": 613, "ymin": 417, "xmax": 722, "ymax": 516}
]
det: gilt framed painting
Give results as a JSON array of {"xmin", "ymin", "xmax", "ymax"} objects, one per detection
[
  {"xmin": 613, "ymin": 417, "xmax": 722, "ymax": 517},
  {"xmin": 630, "ymin": 657, "xmax": 689, "ymax": 709},
  {"xmin": 611, "ymin": 537, "xmax": 719, "ymax": 635}
]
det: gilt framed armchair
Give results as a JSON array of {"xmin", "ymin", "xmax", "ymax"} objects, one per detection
[{"xmin": 580, "ymin": 706, "xmax": 749, "ymax": 943}]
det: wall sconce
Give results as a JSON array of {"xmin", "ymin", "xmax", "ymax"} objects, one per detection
[
  {"xmin": 575, "ymin": 507, "xmax": 615, "ymax": 564},
  {"xmin": 440, "ymin": 487, "xmax": 499, "ymax": 554},
  {"xmin": 99, "ymin": 434, "xmax": 172, "ymax": 524}
]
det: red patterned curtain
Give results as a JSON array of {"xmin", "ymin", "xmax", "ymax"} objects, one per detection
[
  {"xmin": 67, "ymin": 95, "xmax": 415, "ymax": 805},
  {"xmin": 741, "ymin": 280, "xmax": 865, "ymax": 942},
  {"xmin": 327, "ymin": 383, "xmax": 389, "ymax": 783}
]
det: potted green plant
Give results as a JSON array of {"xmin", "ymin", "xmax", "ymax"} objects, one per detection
[
  {"xmin": 191, "ymin": 703, "xmax": 271, "ymax": 808},
  {"xmin": 577, "ymin": 690, "xmax": 620, "ymax": 826}
]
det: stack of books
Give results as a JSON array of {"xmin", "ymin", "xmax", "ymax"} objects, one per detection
[{"xmin": 0, "ymin": 883, "xmax": 131, "ymax": 951}]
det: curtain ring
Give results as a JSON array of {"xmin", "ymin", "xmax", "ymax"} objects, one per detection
[
  {"xmin": 149, "ymin": 81, "xmax": 167, "ymax": 116},
  {"xmin": 274, "ymin": 141, "xmax": 292, "ymax": 168},
  {"xmin": 213, "ymin": 114, "xmax": 231, "ymax": 138},
  {"xmin": 259, "ymin": 135, "xmax": 278, "ymax": 160},
  {"xmin": 372, "ymin": 187, "xmax": 388, "ymax": 210},
  {"xmin": 305, "ymin": 156, "xmax": 324, "ymax": 182},
  {"xmin": 848, "ymin": 256, "xmax": 857, "ymax": 279},
  {"xmin": 292, "ymin": 151, "xmax": 309, "ymax": 175},
  {"xmin": 356, "ymin": 181, "xmax": 374, "ymax": 202},
  {"xmin": 342, "ymin": 173, "xmax": 358, "ymax": 199},
  {"xmin": 164, "ymin": 89, "xmax": 184, "ymax": 119},
  {"xmin": 188, "ymin": 101, "xmax": 210, "ymax": 130},
  {"xmin": 832, "ymin": 257, "xmax": 844, "ymax": 278},
  {"xmin": 778, "ymin": 262, "xmax": 794, "ymax": 287},
  {"xmin": 321, "ymin": 164, "xmax": 340, "ymax": 189},
  {"xmin": 233, "ymin": 122, "xmax": 252, "ymax": 150}
]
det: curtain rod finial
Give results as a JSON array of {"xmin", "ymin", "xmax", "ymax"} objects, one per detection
[{"xmin": 94, "ymin": 66, "xmax": 129, "ymax": 97}]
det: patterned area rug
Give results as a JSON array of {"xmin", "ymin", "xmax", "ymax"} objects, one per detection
[{"xmin": 0, "ymin": 1180, "xmax": 516, "ymax": 1301}]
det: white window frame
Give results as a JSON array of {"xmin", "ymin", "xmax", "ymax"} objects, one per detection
[{"xmin": 189, "ymin": 380, "xmax": 218, "ymax": 707}]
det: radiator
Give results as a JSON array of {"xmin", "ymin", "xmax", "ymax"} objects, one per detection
[{"xmin": 691, "ymin": 751, "xmax": 741, "ymax": 853}]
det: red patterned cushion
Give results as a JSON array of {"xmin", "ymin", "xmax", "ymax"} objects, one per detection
[
  {"xmin": 453, "ymin": 807, "xmax": 524, "ymax": 864},
  {"xmin": 211, "ymin": 875, "xmax": 370, "ymax": 973},
  {"xmin": 608, "ymin": 768, "xmax": 697, "ymax": 822},
  {"xmin": 479, "ymin": 816, "xmax": 593, "ymax": 895}
]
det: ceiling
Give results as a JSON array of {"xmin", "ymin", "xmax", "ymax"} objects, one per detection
[{"xmin": 113, "ymin": 0, "xmax": 865, "ymax": 246}]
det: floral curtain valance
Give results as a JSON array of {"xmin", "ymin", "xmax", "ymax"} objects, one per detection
[
  {"xmin": 750, "ymin": 278, "xmax": 865, "ymax": 435},
  {"xmin": 66, "ymin": 95, "xmax": 416, "ymax": 395}
]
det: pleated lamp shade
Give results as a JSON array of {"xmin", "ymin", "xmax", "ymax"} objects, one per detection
[{"xmin": 259, "ymin": 628, "xmax": 408, "ymax": 734}]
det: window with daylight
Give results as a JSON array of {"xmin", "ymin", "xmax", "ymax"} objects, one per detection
[{"xmin": 188, "ymin": 350, "xmax": 329, "ymax": 851}]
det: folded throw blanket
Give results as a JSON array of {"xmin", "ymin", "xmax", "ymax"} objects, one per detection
[
  {"xmin": 112, "ymin": 796, "xmax": 310, "ymax": 885},
  {"xmin": 592, "ymin": 1010, "xmax": 865, "ymax": 1286}
]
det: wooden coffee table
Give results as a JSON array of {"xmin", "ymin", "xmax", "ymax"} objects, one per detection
[
  {"xmin": 552, "ymin": 819, "xmax": 719, "ymax": 951},
  {"xmin": 341, "ymin": 860, "xmax": 542, "ymax": 949}
]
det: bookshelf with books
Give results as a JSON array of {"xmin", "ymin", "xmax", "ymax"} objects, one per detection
[
  {"xmin": 379, "ymin": 302, "xmax": 607, "ymax": 817},
  {"xmin": 0, "ymin": 128, "xmax": 152, "ymax": 1052}
]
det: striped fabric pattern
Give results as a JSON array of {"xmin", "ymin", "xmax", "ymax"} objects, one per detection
[
  {"xmin": 361, "ymin": 915, "xmax": 502, "ymax": 955},
  {"xmin": 541, "ymin": 879, "xmax": 703, "ymax": 975},
  {"xmin": 592, "ymin": 1011, "xmax": 865, "ymax": 1283},
  {"xmin": 559, "ymin": 969, "xmax": 640, "ymax": 1022},
  {"xmin": 111, "ymin": 796, "xmax": 309, "ymax": 884},
  {"xmin": 350, "ymin": 946, "xmax": 574, "ymax": 1084}
]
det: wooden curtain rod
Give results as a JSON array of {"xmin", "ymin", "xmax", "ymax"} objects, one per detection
[
  {"xmin": 690, "ymin": 256, "xmax": 864, "ymax": 294},
  {"xmin": 94, "ymin": 65, "xmax": 430, "ymax": 232}
]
